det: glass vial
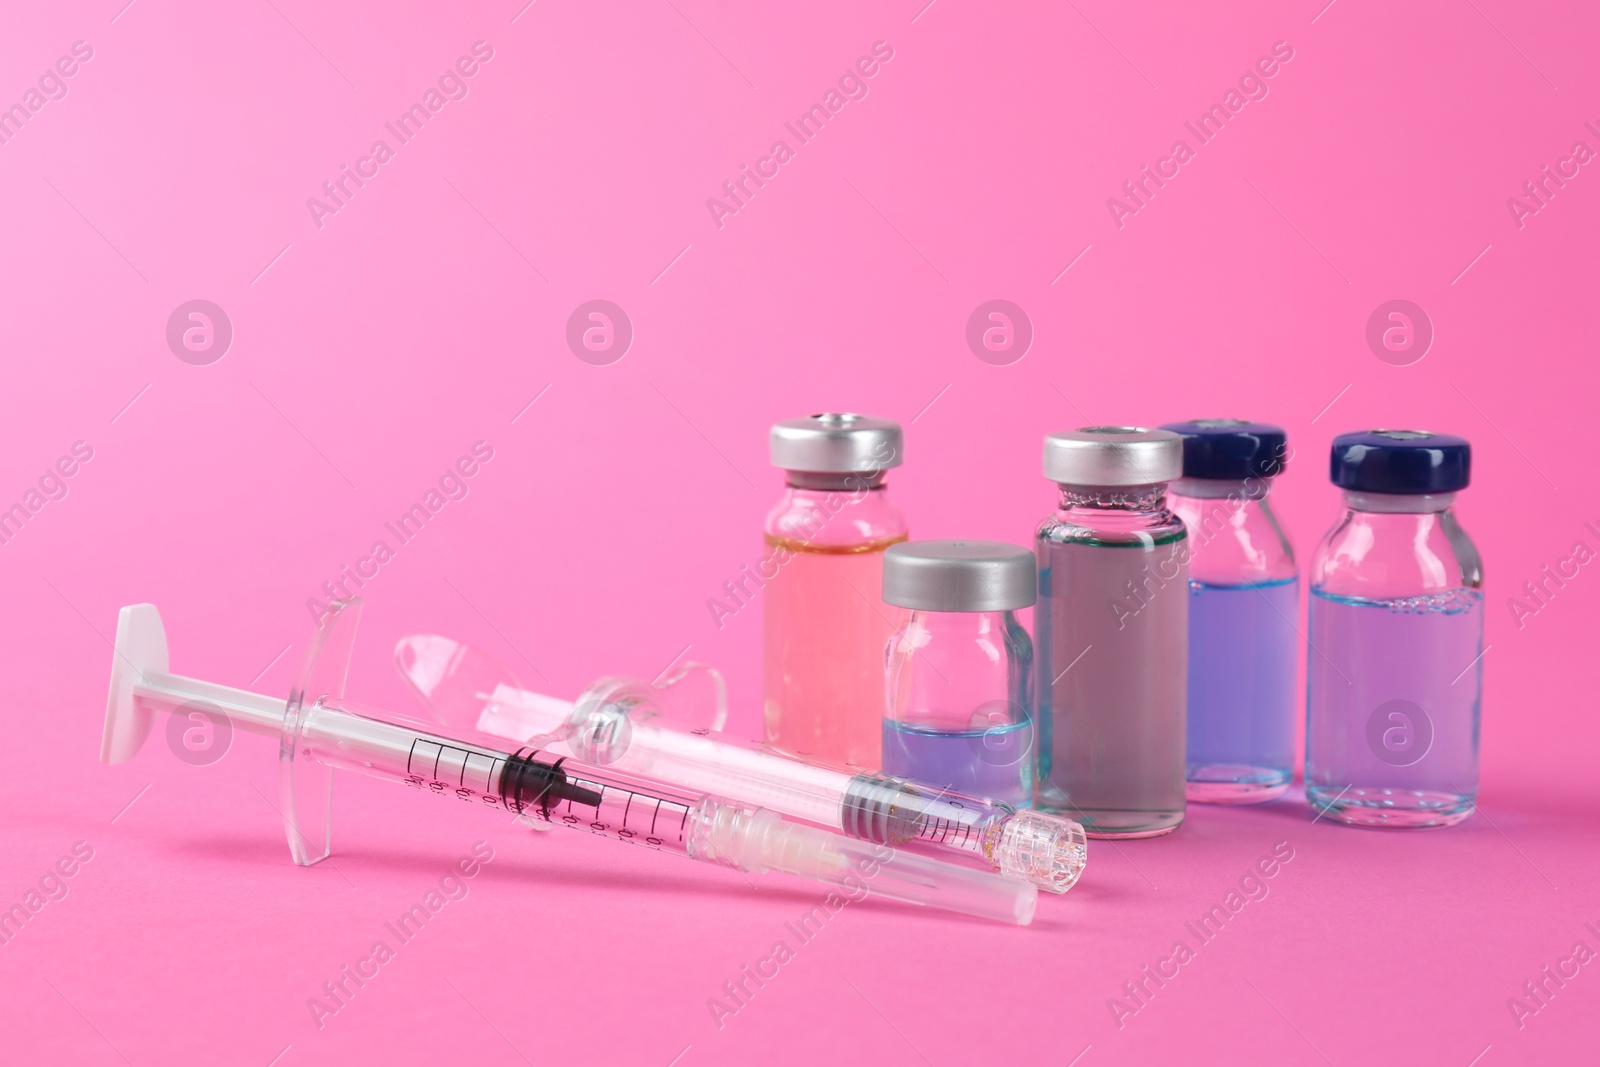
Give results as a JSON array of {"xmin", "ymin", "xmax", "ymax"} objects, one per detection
[
  {"xmin": 763, "ymin": 414, "xmax": 908, "ymax": 769},
  {"xmin": 1162, "ymin": 420, "xmax": 1297, "ymax": 804},
  {"xmin": 1035, "ymin": 427, "xmax": 1188, "ymax": 838},
  {"xmin": 881, "ymin": 540, "xmax": 1036, "ymax": 806},
  {"xmin": 1306, "ymin": 430, "xmax": 1482, "ymax": 828}
]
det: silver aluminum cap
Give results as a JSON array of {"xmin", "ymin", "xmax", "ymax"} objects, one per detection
[
  {"xmin": 1042, "ymin": 426, "xmax": 1183, "ymax": 486},
  {"xmin": 769, "ymin": 413, "xmax": 903, "ymax": 473},
  {"xmin": 882, "ymin": 540, "xmax": 1036, "ymax": 612}
]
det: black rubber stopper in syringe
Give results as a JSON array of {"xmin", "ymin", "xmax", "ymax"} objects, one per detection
[{"xmin": 499, "ymin": 752, "xmax": 604, "ymax": 816}]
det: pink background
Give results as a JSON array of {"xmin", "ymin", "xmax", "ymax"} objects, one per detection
[{"xmin": 3, "ymin": 0, "xmax": 1597, "ymax": 1063}]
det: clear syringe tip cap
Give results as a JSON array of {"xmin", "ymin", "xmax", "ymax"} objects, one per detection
[{"xmin": 995, "ymin": 810, "xmax": 1088, "ymax": 894}]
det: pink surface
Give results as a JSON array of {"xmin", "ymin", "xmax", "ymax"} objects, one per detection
[{"xmin": 2, "ymin": 1, "xmax": 1597, "ymax": 1063}]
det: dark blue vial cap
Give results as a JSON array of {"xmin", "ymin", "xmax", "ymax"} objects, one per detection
[
  {"xmin": 1330, "ymin": 430, "xmax": 1471, "ymax": 494},
  {"xmin": 1159, "ymin": 419, "xmax": 1289, "ymax": 480}
]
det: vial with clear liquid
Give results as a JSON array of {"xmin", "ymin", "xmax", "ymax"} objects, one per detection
[
  {"xmin": 1162, "ymin": 420, "xmax": 1297, "ymax": 804},
  {"xmin": 1306, "ymin": 430, "xmax": 1483, "ymax": 828},
  {"xmin": 881, "ymin": 540, "xmax": 1036, "ymax": 807},
  {"xmin": 763, "ymin": 414, "xmax": 908, "ymax": 770},
  {"xmin": 1034, "ymin": 427, "xmax": 1188, "ymax": 838}
]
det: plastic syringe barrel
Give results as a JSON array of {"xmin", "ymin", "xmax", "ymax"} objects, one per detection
[
  {"xmin": 483, "ymin": 689, "xmax": 858, "ymax": 823},
  {"xmin": 690, "ymin": 804, "xmax": 1037, "ymax": 926},
  {"xmin": 114, "ymin": 653, "xmax": 1035, "ymax": 923},
  {"xmin": 482, "ymin": 685, "xmax": 1087, "ymax": 893}
]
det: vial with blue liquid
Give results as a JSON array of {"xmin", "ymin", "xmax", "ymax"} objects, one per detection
[
  {"xmin": 1306, "ymin": 430, "xmax": 1483, "ymax": 828},
  {"xmin": 1162, "ymin": 420, "xmax": 1297, "ymax": 804},
  {"xmin": 881, "ymin": 541, "xmax": 1036, "ymax": 808}
]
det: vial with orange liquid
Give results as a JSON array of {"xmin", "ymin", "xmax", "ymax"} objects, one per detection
[{"xmin": 763, "ymin": 414, "xmax": 908, "ymax": 770}]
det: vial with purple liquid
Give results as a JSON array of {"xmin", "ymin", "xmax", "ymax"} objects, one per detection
[
  {"xmin": 1306, "ymin": 430, "xmax": 1483, "ymax": 828},
  {"xmin": 1163, "ymin": 420, "xmax": 1298, "ymax": 804},
  {"xmin": 881, "ymin": 540, "xmax": 1036, "ymax": 808}
]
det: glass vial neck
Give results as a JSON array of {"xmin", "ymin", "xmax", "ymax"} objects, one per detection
[
  {"xmin": 906, "ymin": 608, "xmax": 1015, "ymax": 636},
  {"xmin": 1342, "ymin": 490, "xmax": 1457, "ymax": 514},
  {"xmin": 785, "ymin": 470, "xmax": 887, "ymax": 492},
  {"xmin": 1172, "ymin": 477, "xmax": 1274, "ymax": 502},
  {"xmin": 1056, "ymin": 482, "xmax": 1169, "ymax": 511}
]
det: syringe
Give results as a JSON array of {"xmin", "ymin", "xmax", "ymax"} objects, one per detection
[
  {"xmin": 395, "ymin": 637, "xmax": 1087, "ymax": 893},
  {"xmin": 101, "ymin": 601, "xmax": 1038, "ymax": 925}
]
